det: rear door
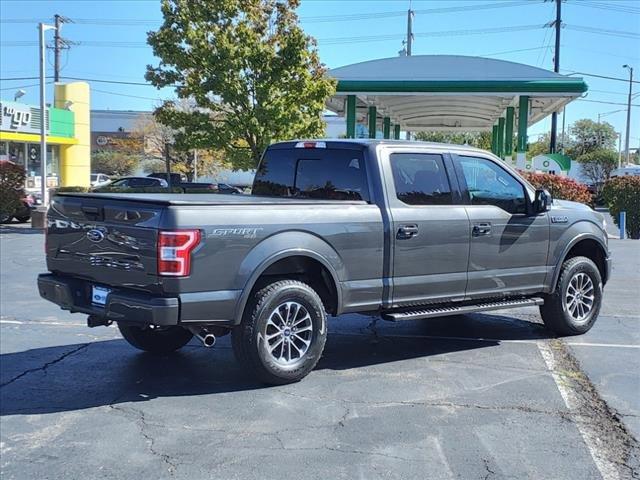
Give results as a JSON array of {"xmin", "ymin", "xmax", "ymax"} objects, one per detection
[
  {"xmin": 46, "ymin": 195, "xmax": 164, "ymax": 293},
  {"xmin": 452, "ymin": 154, "xmax": 550, "ymax": 299},
  {"xmin": 383, "ymin": 150, "xmax": 470, "ymax": 306}
]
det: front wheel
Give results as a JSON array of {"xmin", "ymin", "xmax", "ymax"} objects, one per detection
[
  {"xmin": 232, "ymin": 280, "xmax": 327, "ymax": 385},
  {"xmin": 118, "ymin": 324, "xmax": 193, "ymax": 354},
  {"xmin": 540, "ymin": 256, "xmax": 603, "ymax": 336}
]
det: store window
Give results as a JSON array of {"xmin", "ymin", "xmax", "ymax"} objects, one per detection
[{"xmin": 8, "ymin": 142, "xmax": 26, "ymax": 167}]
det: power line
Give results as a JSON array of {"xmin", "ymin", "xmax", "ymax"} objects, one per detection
[
  {"xmin": 91, "ymin": 88, "xmax": 167, "ymax": 101},
  {"xmin": 569, "ymin": 1, "xmax": 640, "ymax": 15},
  {"xmin": 565, "ymin": 25, "xmax": 640, "ymax": 40},
  {"xmin": 576, "ymin": 99, "xmax": 640, "ymax": 107},
  {"xmin": 563, "ymin": 70, "xmax": 640, "ymax": 84}
]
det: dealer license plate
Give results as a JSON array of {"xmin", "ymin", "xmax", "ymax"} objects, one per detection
[{"xmin": 91, "ymin": 285, "xmax": 111, "ymax": 307}]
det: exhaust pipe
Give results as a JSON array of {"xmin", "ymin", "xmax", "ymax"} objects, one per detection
[{"xmin": 189, "ymin": 328, "xmax": 216, "ymax": 348}]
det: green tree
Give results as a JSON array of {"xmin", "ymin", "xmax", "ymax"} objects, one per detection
[
  {"xmin": 567, "ymin": 119, "xmax": 618, "ymax": 157},
  {"xmin": 146, "ymin": 0, "xmax": 336, "ymax": 169},
  {"xmin": 414, "ymin": 131, "xmax": 492, "ymax": 151},
  {"xmin": 91, "ymin": 150, "xmax": 139, "ymax": 177},
  {"xmin": 577, "ymin": 148, "xmax": 618, "ymax": 190},
  {"xmin": 527, "ymin": 132, "xmax": 551, "ymax": 159}
]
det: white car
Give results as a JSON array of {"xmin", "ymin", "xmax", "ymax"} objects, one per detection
[{"xmin": 91, "ymin": 173, "xmax": 111, "ymax": 186}]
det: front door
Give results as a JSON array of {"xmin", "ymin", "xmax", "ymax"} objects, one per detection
[
  {"xmin": 453, "ymin": 154, "xmax": 550, "ymax": 299},
  {"xmin": 386, "ymin": 151, "xmax": 470, "ymax": 307}
]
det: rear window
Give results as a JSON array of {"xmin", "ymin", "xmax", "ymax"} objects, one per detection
[{"xmin": 253, "ymin": 148, "xmax": 369, "ymax": 201}]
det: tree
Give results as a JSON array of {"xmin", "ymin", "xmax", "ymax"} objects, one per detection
[
  {"xmin": 91, "ymin": 150, "xmax": 138, "ymax": 176},
  {"xmin": 567, "ymin": 119, "xmax": 618, "ymax": 158},
  {"xmin": 527, "ymin": 133, "xmax": 551, "ymax": 159},
  {"xmin": 132, "ymin": 112, "xmax": 230, "ymax": 181},
  {"xmin": 414, "ymin": 131, "xmax": 492, "ymax": 151},
  {"xmin": 577, "ymin": 148, "xmax": 618, "ymax": 190},
  {"xmin": 146, "ymin": 0, "xmax": 336, "ymax": 169}
]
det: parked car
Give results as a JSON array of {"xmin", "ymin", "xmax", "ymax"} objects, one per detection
[
  {"xmin": 91, "ymin": 176, "xmax": 168, "ymax": 191},
  {"xmin": 0, "ymin": 193, "xmax": 37, "ymax": 223},
  {"xmin": 217, "ymin": 183, "xmax": 244, "ymax": 194},
  {"xmin": 147, "ymin": 172, "xmax": 218, "ymax": 191},
  {"xmin": 39, "ymin": 140, "xmax": 611, "ymax": 384},
  {"xmin": 90, "ymin": 173, "xmax": 110, "ymax": 187}
]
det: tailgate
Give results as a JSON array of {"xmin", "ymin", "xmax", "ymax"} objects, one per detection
[{"xmin": 46, "ymin": 195, "xmax": 164, "ymax": 293}]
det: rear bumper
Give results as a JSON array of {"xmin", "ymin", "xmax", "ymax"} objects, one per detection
[{"xmin": 38, "ymin": 273, "xmax": 179, "ymax": 326}]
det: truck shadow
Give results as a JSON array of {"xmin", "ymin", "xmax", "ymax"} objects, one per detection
[{"xmin": 0, "ymin": 313, "xmax": 554, "ymax": 416}]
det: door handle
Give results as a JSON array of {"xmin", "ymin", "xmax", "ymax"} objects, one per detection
[
  {"xmin": 472, "ymin": 223, "xmax": 492, "ymax": 237},
  {"xmin": 397, "ymin": 224, "xmax": 419, "ymax": 240}
]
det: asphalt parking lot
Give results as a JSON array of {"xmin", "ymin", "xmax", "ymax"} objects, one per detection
[{"xmin": 1, "ymin": 224, "xmax": 638, "ymax": 479}]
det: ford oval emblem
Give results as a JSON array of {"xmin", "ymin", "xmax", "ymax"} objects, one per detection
[{"xmin": 86, "ymin": 229, "xmax": 105, "ymax": 243}]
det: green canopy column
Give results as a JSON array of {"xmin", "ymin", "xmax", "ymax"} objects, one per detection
[
  {"xmin": 394, "ymin": 124, "xmax": 401, "ymax": 140},
  {"xmin": 491, "ymin": 125, "xmax": 498, "ymax": 154},
  {"xmin": 505, "ymin": 106, "xmax": 515, "ymax": 164},
  {"xmin": 346, "ymin": 95, "xmax": 356, "ymax": 139},
  {"xmin": 497, "ymin": 117, "xmax": 505, "ymax": 159},
  {"xmin": 383, "ymin": 117, "xmax": 391, "ymax": 139},
  {"xmin": 368, "ymin": 106, "xmax": 377, "ymax": 139},
  {"xmin": 517, "ymin": 96, "xmax": 529, "ymax": 169}
]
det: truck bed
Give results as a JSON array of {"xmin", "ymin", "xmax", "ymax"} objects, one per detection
[{"xmin": 58, "ymin": 192, "xmax": 368, "ymax": 206}]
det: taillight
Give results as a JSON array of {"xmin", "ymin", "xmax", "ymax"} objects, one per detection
[{"xmin": 157, "ymin": 230, "xmax": 201, "ymax": 276}]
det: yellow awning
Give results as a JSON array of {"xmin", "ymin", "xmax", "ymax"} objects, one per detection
[{"xmin": 0, "ymin": 131, "xmax": 79, "ymax": 145}]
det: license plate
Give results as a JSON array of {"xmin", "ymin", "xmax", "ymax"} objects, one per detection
[{"xmin": 92, "ymin": 286, "xmax": 111, "ymax": 306}]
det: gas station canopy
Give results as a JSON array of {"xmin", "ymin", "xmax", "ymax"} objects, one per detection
[
  {"xmin": 326, "ymin": 55, "xmax": 587, "ymax": 167},
  {"xmin": 327, "ymin": 55, "xmax": 587, "ymax": 132}
]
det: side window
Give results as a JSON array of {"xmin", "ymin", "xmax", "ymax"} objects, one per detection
[
  {"xmin": 111, "ymin": 179, "xmax": 128, "ymax": 187},
  {"xmin": 458, "ymin": 156, "xmax": 527, "ymax": 214},
  {"xmin": 390, "ymin": 153, "xmax": 453, "ymax": 205}
]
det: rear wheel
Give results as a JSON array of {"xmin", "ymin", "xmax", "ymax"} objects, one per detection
[
  {"xmin": 118, "ymin": 324, "xmax": 193, "ymax": 354},
  {"xmin": 540, "ymin": 256, "xmax": 603, "ymax": 336},
  {"xmin": 232, "ymin": 280, "xmax": 327, "ymax": 385}
]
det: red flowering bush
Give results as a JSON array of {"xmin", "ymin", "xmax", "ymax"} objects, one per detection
[
  {"xmin": 602, "ymin": 176, "xmax": 640, "ymax": 239},
  {"xmin": 0, "ymin": 161, "xmax": 25, "ymax": 222},
  {"xmin": 521, "ymin": 172, "xmax": 592, "ymax": 205}
]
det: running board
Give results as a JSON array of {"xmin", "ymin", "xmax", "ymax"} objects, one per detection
[{"xmin": 382, "ymin": 297, "xmax": 544, "ymax": 322}]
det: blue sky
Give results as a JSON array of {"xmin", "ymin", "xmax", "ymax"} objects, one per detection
[{"xmin": 1, "ymin": 0, "xmax": 638, "ymax": 143}]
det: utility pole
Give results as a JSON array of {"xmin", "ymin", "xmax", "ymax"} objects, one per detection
[
  {"xmin": 549, "ymin": 0, "xmax": 562, "ymax": 153},
  {"xmin": 52, "ymin": 15, "xmax": 73, "ymax": 83},
  {"xmin": 406, "ymin": 7, "xmax": 414, "ymax": 56},
  {"xmin": 54, "ymin": 15, "xmax": 61, "ymax": 82},
  {"xmin": 623, "ymin": 64, "xmax": 634, "ymax": 165}
]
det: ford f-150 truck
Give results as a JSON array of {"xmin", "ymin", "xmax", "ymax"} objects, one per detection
[{"xmin": 38, "ymin": 140, "xmax": 611, "ymax": 384}]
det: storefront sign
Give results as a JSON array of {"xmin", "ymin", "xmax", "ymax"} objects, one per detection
[{"xmin": 0, "ymin": 101, "xmax": 48, "ymax": 135}]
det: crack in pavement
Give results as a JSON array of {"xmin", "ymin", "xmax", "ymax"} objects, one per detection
[
  {"xmin": 274, "ymin": 389, "xmax": 573, "ymax": 420},
  {"xmin": 108, "ymin": 403, "xmax": 178, "ymax": 476},
  {"xmin": 483, "ymin": 458, "xmax": 496, "ymax": 480},
  {"xmin": 0, "ymin": 343, "xmax": 90, "ymax": 388}
]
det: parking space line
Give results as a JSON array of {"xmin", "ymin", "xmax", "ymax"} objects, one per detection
[
  {"xmin": 566, "ymin": 341, "xmax": 640, "ymax": 349},
  {"xmin": 537, "ymin": 340, "xmax": 620, "ymax": 480}
]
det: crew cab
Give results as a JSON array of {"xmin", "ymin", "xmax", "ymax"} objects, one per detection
[{"xmin": 38, "ymin": 140, "xmax": 611, "ymax": 384}]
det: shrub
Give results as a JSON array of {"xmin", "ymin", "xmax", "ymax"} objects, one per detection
[
  {"xmin": 0, "ymin": 162, "xmax": 26, "ymax": 220},
  {"xmin": 602, "ymin": 176, "xmax": 640, "ymax": 239},
  {"xmin": 54, "ymin": 186, "xmax": 90, "ymax": 193},
  {"xmin": 521, "ymin": 172, "xmax": 592, "ymax": 205}
]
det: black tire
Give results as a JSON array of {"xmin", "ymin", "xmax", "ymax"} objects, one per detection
[
  {"xmin": 0, "ymin": 214, "xmax": 11, "ymax": 224},
  {"xmin": 232, "ymin": 280, "xmax": 327, "ymax": 385},
  {"xmin": 117, "ymin": 324, "xmax": 193, "ymax": 354},
  {"xmin": 540, "ymin": 256, "xmax": 603, "ymax": 336},
  {"xmin": 14, "ymin": 215, "xmax": 30, "ymax": 223}
]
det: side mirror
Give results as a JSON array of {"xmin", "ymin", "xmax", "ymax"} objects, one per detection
[{"xmin": 533, "ymin": 189, "xmax": 552, "ymax": 214}]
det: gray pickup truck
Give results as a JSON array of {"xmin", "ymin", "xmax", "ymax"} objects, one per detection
[{"xmin": 38, "ymin": 139, "xmax": 611, "ymax": 384}]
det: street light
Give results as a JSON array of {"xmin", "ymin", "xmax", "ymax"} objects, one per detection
[
  {"xmin": 39, "ymin": 22, "xmax": 56, "ymax": 206},
  {"xmin": 623, "ymin": 64, "xmax": 634, "ymax": 165},
  {"xmin": 14, "ymin": 89, "xmax": 26, "ymax": 102}
]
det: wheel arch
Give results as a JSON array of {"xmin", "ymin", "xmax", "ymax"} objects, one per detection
[
  {"xmin": 551, "ymin": 234, "xmax": 609, "ymax": 290},
  {"xmin": 233, "ymin": 232, "xmax": 344, "ymax": 324}
]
